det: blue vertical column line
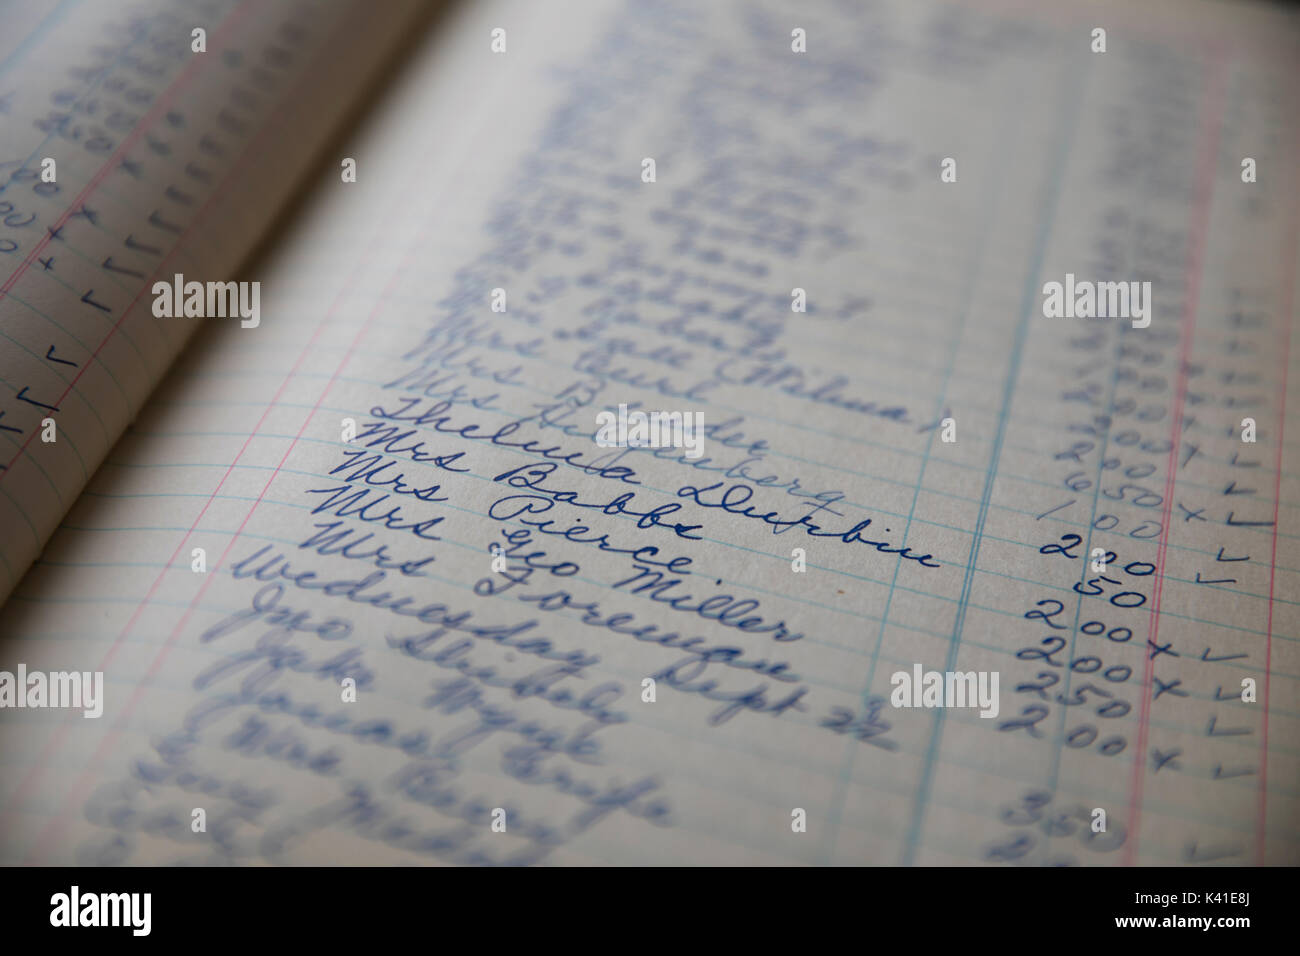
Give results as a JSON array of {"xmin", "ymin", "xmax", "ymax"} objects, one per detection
[
  {"xmin": 0, "ymin": 0, "xmax": 79, "ymax": 81},
  {"xmin": 901, "ymin": 55, "xmax": 1087, "ymax": 866},
  {"xmin": 815, "ymin": 96, "xmax": 1021, "ymax": 865},
  {"xmin": 1047, "ymin": 48, "xmax": 1123, "ymax": 796}
]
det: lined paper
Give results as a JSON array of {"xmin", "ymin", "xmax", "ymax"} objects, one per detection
[
  {"xmin": 0, "ymin": 0, "xmax": 1296, "ymax": 865},
  {"xmin": 0, "ymin": 0, "xmax": 428, "ymax": 599}
]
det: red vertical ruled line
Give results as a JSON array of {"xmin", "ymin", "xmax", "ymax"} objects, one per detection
[
  {"xmin": 13, "ymin": 0, "xmax": 523, "ymax": 859},
  {"xmin": 0, "ymin": 0, "xmax": 262, "ymax": 471},
  {"xmin": 1123, "ymin": 47, "xmax": 1227, "ymax": 867},
  {"xmin": 24, "ymin": 206, "xmax": 435, "ymax": 863},
  {"xmin": 0, "ymin": 0, "xmax": 372, "ymax": 847},
  {"xmin": 1255, "ymin": 114, "xmax": 1300, "ymax": 865},
  {"xmin": 23, "ymin": 11, "xmax": 487, "ymax": 848}
]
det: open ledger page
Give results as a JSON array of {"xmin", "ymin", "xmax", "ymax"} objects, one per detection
[
  {"xmin": 0, "ymin": 0, "xmax": 428, "ymax": 598},
  {"xmin": 1, "ymin": 0, "xmax": 1297, "ymax": 866}
]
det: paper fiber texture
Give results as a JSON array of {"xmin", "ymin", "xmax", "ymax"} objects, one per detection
[
  {"xmin": 0, "ymin": 0, "xmax": 1297, "ymax": 865},
  {"xmin": 0, "ymin": 0, "xmax": 429, "ymax": 599}
]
